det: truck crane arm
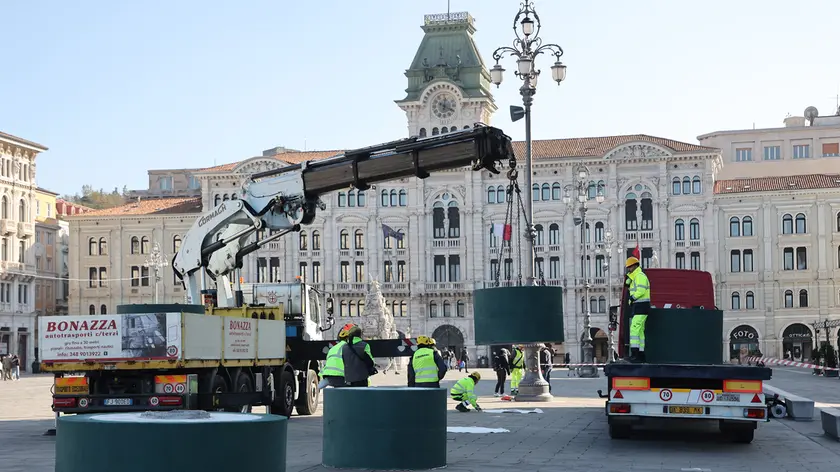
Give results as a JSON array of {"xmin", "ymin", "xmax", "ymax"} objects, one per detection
[{"xmin": 173, "ymin": 125, "xmax": 515, "ymax": 306}]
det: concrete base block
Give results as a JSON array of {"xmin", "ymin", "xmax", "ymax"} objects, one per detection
[
  {"xmin": 323, "ymin": 387, "xmax": 447, "ymax": 470},
  {"xmin": 820, "ymin": 408, "xmax": 840, "ymax": 440},
  {"xmin": 764, "ymin": 385, "xmax": 815, "ymax": 421}
]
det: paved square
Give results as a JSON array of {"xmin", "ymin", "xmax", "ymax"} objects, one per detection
[{"xmin": 2, "ymin": 369, "xmax": 839, "ymax": 471}]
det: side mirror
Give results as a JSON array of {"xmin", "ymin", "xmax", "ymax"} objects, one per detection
[{"xmin": 326, "ymin": 297, "xmax": 334, "ymax": 316}]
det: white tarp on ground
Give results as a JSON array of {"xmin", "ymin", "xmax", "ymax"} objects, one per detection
[
  {"xmin": 481, "ymin": 408, "xmax": 544, "ymax": 414},
  {"xmin": 447, "ymin": 427, "xmax": 510, "ymax": 434}
]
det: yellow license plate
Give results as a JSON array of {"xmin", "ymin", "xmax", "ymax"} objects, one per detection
[{"xmin": 668, "ymin": 406, "xmax": 704, "ymax": 415}]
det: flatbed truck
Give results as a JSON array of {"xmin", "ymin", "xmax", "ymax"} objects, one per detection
[{"xmin": 600, "ymin": 269, "xmax": 773, "ymax": 443}]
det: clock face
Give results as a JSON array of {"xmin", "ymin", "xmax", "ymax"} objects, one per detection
[{"xmin": 432, "ymin": 93, "xmax": 457, "ymax": 120}]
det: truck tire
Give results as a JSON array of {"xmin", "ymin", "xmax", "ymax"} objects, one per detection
[
  {"xmin": 226, "ymin": 371, "xmax": 253, "ymax": 413},
  {"xmin": 210, "ymin": 374, "xmax": 229, "ymax": 412},
  {"xmin": 608, "ymin": 422, "xmax": 632, "ymax": 439},
  {"xmin": 720, "ymin": 421, "xmax": 755, "ymax": 444},
  {"xmin": 295, "ymin": 369, "xmax": 319, "ymax": 416},
  {"xmin": 272, "ymin": 370, "xmax": 295, "ymax": 418}
]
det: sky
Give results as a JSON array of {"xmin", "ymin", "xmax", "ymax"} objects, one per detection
[{"xmin": 2, "ymin": 0, "xmax": 839, "ymax": 197}]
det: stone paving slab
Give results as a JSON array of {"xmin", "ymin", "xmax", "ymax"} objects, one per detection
[{"xmin": 3, "ymin": 370, "xmax": 840, "ymax": 471}]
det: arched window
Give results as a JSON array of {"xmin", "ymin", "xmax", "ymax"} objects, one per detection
[
  {"xmin": 429, "ymin": 301, "xmax": 438, "ymax": 317},
  {"xmin": 347, "ymin": 190, "xmax": 356, "ymax": 207},
  {"xmin": 496, "ymin": 185, "xmax": 505, "ymax": 204},
  {"xmin": 441, "ymin": 126, "xmax": 448, "ymax": 134},
  {"xmin": 745, "ymin": 291, "xmax": 755, "ymax": 309},
  {"xmin": 799, "ymin": 289, "xmax": 808, "ymax": 307},
  {"xmin": 140, "ymin": 236, "xmax": 150, "ymax": 254},
  {"xmin": 729, "ymin": 217, "xmax": 740, "ymax": 237},
  {"xmin": 214, "ymin": 194, "xmax": 221, "ymax": 206},
  {"xmin": 172, "ymin": 236, "xmax": 181, "ymax": 253},
  {"xmin": 99, "ymin": 237, "xmax": 108, "ymax": 255},
  {"xmin": 674, "ymin": 219, "xmax": 685, "ymax": 240},
  {"xmin": 381, "ymin": 190, "xmax": 389, "ymax": 206},
  {"xmin": 795, "ymin": 213, "xmax": 806, "ymax": 233},
  {"xmin": 390, "ymin": 190, "xmax": 398, "ymax": 207},
  {"xmin": 584, "ymin": 223, "xmax": 591, "ymax": 243},
  {"xmin": 354, "ymin": 230, "xmax": 364, "ymax": 249},
  {"xmin": 552, "ymin": 183, "xmax": 562, "ymax": 200},
  {"xmin": 222, "ymin": 194, "xmax": 229, "ymax": 202},
  {"xmin": 419, "ymin": 128, "xmax": 427, "ymax": 138},
  {"xmin": 456, "ymin": 300, "xmax": 465, "ymax": 317},
  {"xmin": 594, "ymin": 222, "xmax": 604, "ymax": 242},
  {"xmin": 731, "ymin": 292, "xmax": 741, "ymax": 310},
  {"xmin": 432, "ymin": 202, "xmax": 445, "ymax": 239},
  {"xmin": 299, "ymin": 231, "xmax": 308, "ymax": 250},
  {"xmin": 598, "ymin": 296, "xmax": 607, "ymax": 313},
  {"xmin": 339, "ymin": 230, "xmax": 349, "ymax": 250},
  {"xmin": 587, "ymin": 181, "xmax": 596, "ymax": 200},
  {"xmin": 487, "ymin": 187, "xmax": 496, "ymax": 204},
  {"xmin": 312, "ymin": 231, "xmax": 321, "ymax": 250},
  {"xmin": 463, "ymin": 125, "xmax": 470, "ymax": 130},
  {"xmin": 18, "ymin": 199, "xmax": 26, "ymax": 221},
  {"xmin": 692, "ymin": 176, "xmax": 701, "ymax": 194},
  {"xmin": 0, "ymin": 196, "xmax": 7, "ymax": 219},
  {"xmin": 672, "ymin": 177, "xmax": 681, "ymax": 195},
  {"xmin": 443, "ymin": 300, "xmax": 452, "ymax": 317},
  {"xmin": 784, "ymin": 290, "xmax": 794, "ymax": 308},
  {"xmin": 100, "ymin": 304, "xmax": 107, "ymax": 315},
  {"xmin": 689, "ymin": 218, "xmax": 700, "ymax": 240},
  {"xmin": 548, "ymin": 223, "xmax": 560, "ymax": 245},
  {"xmin": 532, "ymin": 184, "xmax": 540, "ymax": 201},
  {"xmin": 348, "ymin": 301, "xmax": 356, "ymax": 317},
  {"xmin": 432, "ymin": 127, "xmax": 439, "ymax": 136},
  {"xmin": 447, "ymin": 201, "xmax": 460, "ymax": 238},
  {"xmin": 231, "ymin": 193, "xmax": 238, "ymax": 200},
  {"xmin": 597, "ymin": 180, "xmax": 606, "ymax": 198},
  {"xmin": 781, "ymin": 214, "xmax": 793, "ymax": 234},
  {"xmin": 742, "ymin": 216, "xmax": 753, "ymax": 236},
  {"xmin": 534, "ymin": 224, "xmax": 544, "ymax": 246},
  {"xmin": 89, "ymin": 304, "xmax": 96, "ymax": 315},
  {"xmin": 357, "ymin": 191, "xmax": 366, "ymax": 207},
  {"xmin": 398, "ymin": 189, "xmax": 407, "ymax": 206},
  {"xmin": 88, "ymin": 238, "xmax": 97, "ymax": 256},
  {"xmin": 340, "ymin": 301, "xmax": 348, "ymax": 317},
  {"xmin": 681, "ymin": 177, "xmax": 691, "ymax": 195},
  {"xmin": 541, "ymin": 183, "xmax": 550, "ymax": 201},
  {"xmin": 130, "ymin": 236, "xmax": 140, "ymax": 254}
]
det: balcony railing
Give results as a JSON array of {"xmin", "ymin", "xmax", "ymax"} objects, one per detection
[
  {"xmin": 424, "ymin": 282, "xmax": 468, "ymax": 291},
  {"xmin": 432, "ymin": 238, "xmax": 460, "ymax": 248},
  {"xmin": 381, "ymin": 282, "xmax": 409, "ymax": 291}
]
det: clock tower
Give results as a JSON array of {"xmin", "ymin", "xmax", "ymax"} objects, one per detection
[{"xmin": 395, "ymin": 12, "xmax": 497, "ymax": 137}]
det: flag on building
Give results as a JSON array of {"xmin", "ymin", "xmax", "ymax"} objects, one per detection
[
  {"xmin": 382, "ymin": 224, "xmax": 404, "ymax": 241},
  {"xmin": 632, "ymin": 242, "xmax": 641, "ymax": 260},
  {"xmin": 489, "ymin": 223, "xmax": 512, "ymax": 241}
]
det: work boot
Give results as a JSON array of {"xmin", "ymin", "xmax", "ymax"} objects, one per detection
[
  {"xmin": 628, "ymin": 348, "xmax": 641, "ymax": 363},
  {"xmin": 455, "ymin": 403, "xmax": 470, "ymax": 413},
  {"xmin": 637, "ymin": 351, "xmax": 646, "ymax": 363}
]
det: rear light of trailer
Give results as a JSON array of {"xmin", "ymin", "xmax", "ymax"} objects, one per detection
[
  {"xmin": 743, "ymin": 408, "xmax": 766, "ymax": 419},
  {"xmin": 723, "ymin": 380, "xmax": 762, "ymax": 393},
  {"xmin": 610, "ymin": 404, "xmax": 631, "ymax": 414},
  {"xmin": 611, "ymin": 377, "xmax": 650, "ymax": 391},
  {"xmin": 158, "ymin": 396, "xmax": 183, "ymax": 406},
  {"xmin": 53, "ymin": 397, "xmax": 76, "ymax": 408}
]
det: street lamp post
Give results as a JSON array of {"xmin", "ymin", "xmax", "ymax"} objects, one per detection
[
  {"xmin": 490, "ymin": 0, "xmax": 567, "ymax": 402},
  {"xmin": 564, "ymin": 165, "xmax": 604, "ymax": 377},
  {"xmin": 596, "ymin": 229, "xmax": 621, "ymax": 363},
  {"xmin": 144, "ymin": 241, "xmax": 168, "ymax": 304}
]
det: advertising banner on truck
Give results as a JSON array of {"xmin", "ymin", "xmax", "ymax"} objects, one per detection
[{"xmin": 39, "ymin": 313, "xmax": 182, "ymax": 362}]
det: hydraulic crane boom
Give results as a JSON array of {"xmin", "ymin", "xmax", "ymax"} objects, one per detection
[{"xmin": 173, "ymin": 124, "xmax": 515, "ymax": 307}]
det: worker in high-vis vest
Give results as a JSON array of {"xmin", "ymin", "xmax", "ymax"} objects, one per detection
[
  {"xmin": 318, "ymin": 323, "xmax": 353, "ymax": 388},
  {"xmin": 450, "ymin": 372, "xmax": 482, "ymax": 412},
  {"xmin": 624, "ymin": 257, "xmax": 651, "ymax": 363},
  {"xmin": 407, "ymin": 336, "xmax": 448, "ymax": 388},
  {"xmin": 509, "ymin": 345, "xmax": 525, "ymax": 395}
]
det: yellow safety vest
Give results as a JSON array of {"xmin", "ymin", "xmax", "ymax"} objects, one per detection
[
  {"xmin": 450, "ymin": 377, "xmax": 477, "ymax": 403},
  {"xmin": 512, "ymin": 349, "xmax": 524, "ymax": 368},
  {"xmin": 411, "ymin": 347, "xmax": 439, "ymax": 384},
  {"xmin": 627, "ymin": 267, "xmax": 651, "ymax": 303},
  {"xmin": 320, "ymin": 340, "xmax": 346, "ymax": 378}
]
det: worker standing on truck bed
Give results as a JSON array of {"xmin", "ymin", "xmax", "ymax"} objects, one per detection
[
  {"xmin": 341, "ymin": 324, "xmax": 378, "ymax": 387},
  {"xmin": 450, "ymin": 372, "xmax": 482, "ymax": 412},
  {"xmin": 407, "ymin": 336, "xmax": 448, "ymax": 388},
  {"xmin": 624, "ymin": 257, "xmax": 651, "ymax": 363},
  {"xmin": 319, "ymin": 324, "xmax": 353, "ymax": 388}
]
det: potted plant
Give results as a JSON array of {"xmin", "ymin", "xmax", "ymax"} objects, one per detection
[{"xmin": 823, "ymin": 344, "xmax": 839, "ymax": 378}]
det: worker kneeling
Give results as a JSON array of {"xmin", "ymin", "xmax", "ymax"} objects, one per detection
[
  {"xmin": 450, "ymin": 372, "xmax": 482, "ymax": 412},
  {"xmin": 625, "ymin": 257, "xmax": 651, "ymax": 363},
  {"xmin": 408, "ymin": 336, "xmax": 448, "ymax": 388}
]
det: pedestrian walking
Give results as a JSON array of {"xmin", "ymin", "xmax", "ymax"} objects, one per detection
[
  {"xmin": 493, "ymin": 348, "xmax": 511, "ymax": 397},
  {"xmin": 460, "ymin": 347, "xmax": 470, "ymax": 373}
]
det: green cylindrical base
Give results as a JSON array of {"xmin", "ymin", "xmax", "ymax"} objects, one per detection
[
  {"xmin": 117, "ymin": 303, "xmax": 206, "ymax": 314},
  {"xmin": 56, "ymin": 412, "xmax": 287, "ymax": 472},
  {"xmin": 473, "ymin": 286, "xmax": 565, "ymax": 345},
  {"xmin": 322, "ymin": 387, "xmax": 447, "ymax": 470},
  {"xmin": 644, "ymin": 308, "xmax": 724, "ymax": 364}
]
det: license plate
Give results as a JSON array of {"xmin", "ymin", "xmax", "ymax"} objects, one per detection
[
  {"xmin": 716, "ymin": 393, "xmax": 741, "ymax": 402},
  {"xmin": 668, "ymin": 406, "xmax": 704, "ymax": 415},
  {"xmin": 104, "ymin": 398, "xmax": 133, "ymax": 406}
]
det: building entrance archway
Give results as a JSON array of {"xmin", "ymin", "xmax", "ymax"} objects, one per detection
[
  {"xmin": 782, "ymin": 323, "xmax": 813, "ymax": 361},
  {"xmin": 581, "ymin": 328, "xmax": 609, "ymax": 363},
  {"xmin": 432, "ymin": 324, "xmax": 465, "ymax": 356},
  {"xmin": 729, "ymin": 325, "xmax": 760, "ymax": 364}
]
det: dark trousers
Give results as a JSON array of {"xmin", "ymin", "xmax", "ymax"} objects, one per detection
[
  {"xmin": 414, "ymin": 382, "xmax": 440, "ymax": 388},
  {"xmin": 346, "ymin": 380, "xmax": 368, "ymax": 387},
  {"xmin": 495, "ymin": 370, "xmax": 507, "ymax": 394},
  {"xmin": 541, "ymin": 366, "xmax": 552, "ymax": 393}
]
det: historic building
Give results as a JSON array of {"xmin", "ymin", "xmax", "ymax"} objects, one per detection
[
  {"xmin": 701, "ymin": 107, "xmax": 840, "ymax": 361},
  {"xmin": 0, "ymin": 131, "xmax": 48, "ymax": 369}
]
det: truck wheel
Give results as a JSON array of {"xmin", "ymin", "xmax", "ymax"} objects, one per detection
[
  {"xmin": 728, "ymin": 427, "xmax": 755, "ymax": 444},
  {"xmin": 271, "ymin": 370, "xmax": 295, "ymax": 418},
  {"xmin": 226, "ymin": 371, "xmax": 253, "ymax": 413},
  {"xmin": 210, "ymin": 374, "xmax": 229, "ymax": 412},
  {"xmin": 295, "ymin": 369, "xmax": 319, "ymax": 416},
  {"xmin": 608, "ymin": 422, "xmax": 632, "ymax": 439}
]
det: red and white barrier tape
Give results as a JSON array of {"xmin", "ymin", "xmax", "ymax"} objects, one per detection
[{"xmin": 747, "ymin": 356, "xmax": 840, "ymax": 371}]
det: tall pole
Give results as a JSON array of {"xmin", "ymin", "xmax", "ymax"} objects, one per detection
[
  {"xmin": 489, "ymin": 1, "xmax": 567, "ymax": 402},
  {"xmin": 580, "ymin": 202, "xmax": 597, "ymax": 377},
  {"xmin": 144, "ymin": 241, "xmax": 168, "ymax": 304}
]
